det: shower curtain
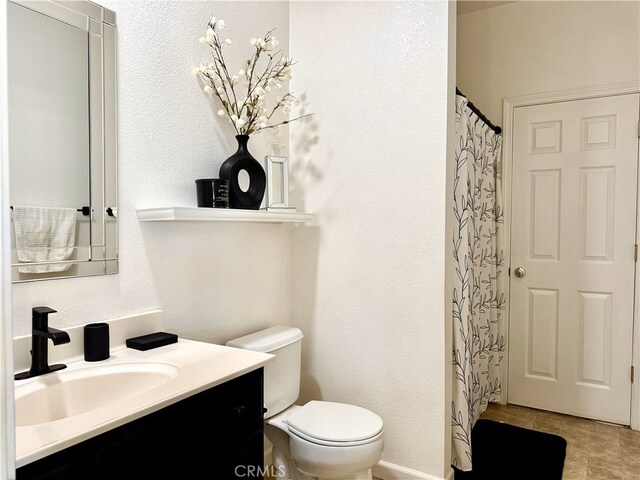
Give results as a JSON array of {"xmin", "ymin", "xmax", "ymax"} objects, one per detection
[{"xmin": 451, "ymin": 94, "xmax": 505, "ymax": 471}]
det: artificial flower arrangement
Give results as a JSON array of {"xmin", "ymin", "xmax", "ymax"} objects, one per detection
[{"xmin": 195, "ymin": 15, "xmax": 310, "ymax": 135}]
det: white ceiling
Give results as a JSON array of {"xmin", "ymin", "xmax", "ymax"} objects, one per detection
[{"xmin": 457, "ymin": 1, "xmax": 518, "ymax": 16}]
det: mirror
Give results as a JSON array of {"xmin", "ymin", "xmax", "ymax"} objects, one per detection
[
  {"xmin": 271, "ymin": 163, "xmax": 284, "ymax": 204},
  {"xmin": 7, "ymin": 0, "xmax": 117, "ymax": 282}
]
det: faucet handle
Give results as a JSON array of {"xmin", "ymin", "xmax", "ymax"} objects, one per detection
[
  {"xmin": 32, "ymin": 306, "xmax": 57, "ymax": 330},
  {"xmin": 33, "ymin": 306, "xmax": 57, "ymax": 315}
]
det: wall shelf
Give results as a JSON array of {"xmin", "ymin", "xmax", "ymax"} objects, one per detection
[{"xmin": 136, "ymin": 207, "xmax": 314, "ymax": 224}]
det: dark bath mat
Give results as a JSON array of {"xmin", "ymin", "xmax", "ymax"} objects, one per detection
[{"xmin": 453, "ymin": 419, "xmax": 567, "ymax": 480}]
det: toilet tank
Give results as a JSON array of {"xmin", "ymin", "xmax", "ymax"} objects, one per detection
[{"xmin": 226, "ymin": 326, "xmax": 303, "ymax": 419}]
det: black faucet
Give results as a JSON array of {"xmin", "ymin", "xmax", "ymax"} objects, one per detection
[{"xmin": 15, "ymin": 307, "xmax": 71, "ymax": 380}]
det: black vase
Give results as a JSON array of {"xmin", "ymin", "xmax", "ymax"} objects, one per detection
[{"xmin": 219, "ymin": 135, "xmax": 266, "ymax": 210}]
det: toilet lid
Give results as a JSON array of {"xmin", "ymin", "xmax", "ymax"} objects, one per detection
[{"xmin": 286, "ymin": 401, "xmax": 383, "ymax": 444}]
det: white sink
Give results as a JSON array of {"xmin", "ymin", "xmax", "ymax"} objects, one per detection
[{"xmin": 15, "ymin": 362, "xmax": 181, "ymax": 427}]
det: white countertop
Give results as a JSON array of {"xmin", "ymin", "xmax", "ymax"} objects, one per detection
[{"xmin": 15, "ymin": 339, "xmax": 273, "ymax": 468}]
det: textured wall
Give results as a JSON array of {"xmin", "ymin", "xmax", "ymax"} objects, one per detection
[
  {"xmin": 289, "ymin": 1, "xmax": 451, "ymax": 476},
  {"xmin": 457, "ymin": 0, "xmax": 640, "ymax": 125},
  {"xmin": 8, "ymin": 2, "xmax": 455, "ymax": 476},
  {"xmin": 11, "ymin": 1, "xmax": 292, "ymax": 344}
]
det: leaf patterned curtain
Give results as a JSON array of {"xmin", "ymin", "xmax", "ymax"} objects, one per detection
[{"xmin": 451, "ymin": 95, "xmax": 506, "ymax": 472}]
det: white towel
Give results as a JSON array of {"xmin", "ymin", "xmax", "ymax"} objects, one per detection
[{"xmin": 12, "ymin": 206, "xmax": 78, "ymax": 274}]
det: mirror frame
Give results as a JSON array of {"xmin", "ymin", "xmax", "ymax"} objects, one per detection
[
  {"xmin": 265, "ymin": 155, "xmax": 290, "ymax": 209},
  {"xmin": 8, "ymin": 0, "xmax": 117, "ymax": 282}
]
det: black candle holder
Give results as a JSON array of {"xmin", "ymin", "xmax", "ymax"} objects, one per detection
[{"xmin": 196, "ymin": 178, "xmax": 230, "ymax": 208}]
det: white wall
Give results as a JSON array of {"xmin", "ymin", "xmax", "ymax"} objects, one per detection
[
  {"xmin": 457, "ymin": 0, "xmax": 640, "ymax": 125},
  {"xmin": 289, "ymin": 2, "xmax": 451, "ymax": 477},
  {"xmin": 7, "ymin": 2, "xmax": 455, "ymax": 477},
  {"xmin": 11, "ymin": 1, "xmax": 293, "ymax": 346}
]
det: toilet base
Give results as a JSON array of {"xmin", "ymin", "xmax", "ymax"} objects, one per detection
[
  {"xmin": 271, "ymin": 451, "xmax": 372, "ymax": 480},
  {"xmin": 269, "ymin": 435, "xmax": 374, "ymax": 480}
]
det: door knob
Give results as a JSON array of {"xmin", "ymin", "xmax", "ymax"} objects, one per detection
[{"xmin": 514, "ymin": 267, "xmax": 526, "ymax": 278}]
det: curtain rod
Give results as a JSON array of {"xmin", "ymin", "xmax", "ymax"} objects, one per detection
[{"xmin": 456, "ymin": 88, "xmax": 502, "ymax": 135}]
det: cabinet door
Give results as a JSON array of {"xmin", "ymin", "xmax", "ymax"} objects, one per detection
[
  {"xmin": 186, "ymin": 430, "xmax": 263, "ymax": 480},
  {"xmin": 17, "ymin": 464, "xmax": 71, "ymax": 480},
  {"xmin": 202, "ymin": 369, "xmax": 264, "ymax": 449},
  {"xmin": 16, "ymin": 447, "xmax": 89, "ymax": 480},
  {"xmin": 94, "ymin": 408, "xmax": 197, "ymax": 480}
]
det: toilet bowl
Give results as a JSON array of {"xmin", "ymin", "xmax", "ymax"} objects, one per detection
[
  {"xmin": 267, "ymin": 402, "xmax": 384, "ymax": 479},
  {"xmin": 226, "ymin": 326, "xmax": 384, "ymax": 480}
]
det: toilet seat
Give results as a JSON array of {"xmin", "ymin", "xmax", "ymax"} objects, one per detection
[
  {"xmin": 285, "ymin": 401, "xmax": 384, "ymax": 447},
  {"xmin": 288, "ymin": 424, "xmax": 384, "ymax": 447}
]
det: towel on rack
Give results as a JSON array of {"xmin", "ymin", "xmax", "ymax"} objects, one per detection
[{"xmin": 12, "ymin": 206, "xmax": 77, "ymax": 274}]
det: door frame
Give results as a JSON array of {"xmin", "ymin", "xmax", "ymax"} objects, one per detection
[{"xmin": 501, "ymin": 81, "xmax": 640, "ymax": 429}]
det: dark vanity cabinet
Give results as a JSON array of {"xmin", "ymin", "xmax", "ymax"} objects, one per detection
[{"xmin": 17, "ymin": 369, "xmax": 264, "ymax": 480}]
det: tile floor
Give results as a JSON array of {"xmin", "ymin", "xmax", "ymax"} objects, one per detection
[
  {"xmin": 266, "ymin": 404, "xmax": 639, "ymax": 479},
  {"xmin": 480, "ymin": 403, "xmax": 640, "ymax": 480}
]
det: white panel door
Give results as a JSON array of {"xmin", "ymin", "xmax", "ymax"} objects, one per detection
[{"xmin": 509, "ymin": 93, "xmax": 639, "ymax": 424}]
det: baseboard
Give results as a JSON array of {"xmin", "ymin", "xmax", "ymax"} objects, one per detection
[{"xmin": 373, "ymin": 460, "xmax": 454, "ymax": 480}]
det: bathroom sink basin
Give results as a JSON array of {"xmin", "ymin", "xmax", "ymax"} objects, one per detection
[{"xmin": 14, "ymin": 362, "xmax": 181, "ymax": 427}]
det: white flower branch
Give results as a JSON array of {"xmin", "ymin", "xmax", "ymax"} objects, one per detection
[{"xmin": 196, "ymin": 15, "xmax": 312, "ymax": 135}]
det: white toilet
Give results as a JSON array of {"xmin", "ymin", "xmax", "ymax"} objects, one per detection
[{"xmin": 226, "ymin": 326, "xmax": 384, "ymax": 480}]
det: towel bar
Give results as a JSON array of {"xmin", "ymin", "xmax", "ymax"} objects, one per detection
[{"xmin": 10, "ymin": 206, "xmax": 91, "ymax": 216}]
